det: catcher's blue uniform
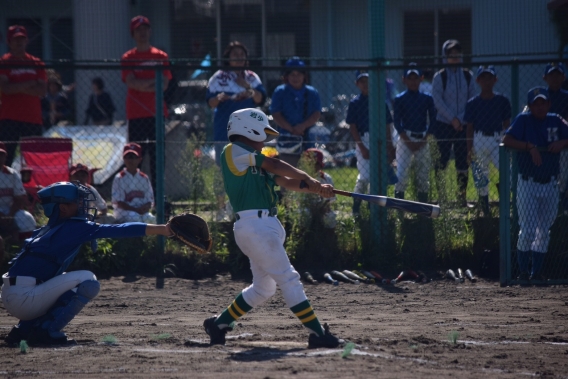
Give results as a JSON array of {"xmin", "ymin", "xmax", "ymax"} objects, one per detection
[{"xmin": 1, "ymin": 182, "xmax": 148, "ymax": 345}]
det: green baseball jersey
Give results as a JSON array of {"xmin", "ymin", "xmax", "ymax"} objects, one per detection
[{"xmin": 220, "ymin": 141, "xmax": 278, "ymax": 213}]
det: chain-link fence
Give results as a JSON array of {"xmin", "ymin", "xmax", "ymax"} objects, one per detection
[{"xmin": 1, "ymin": 56, "xmax": 567, "ymax": 275}]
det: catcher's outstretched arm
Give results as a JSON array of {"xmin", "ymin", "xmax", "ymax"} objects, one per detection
[{"xmin": 145, "ymin": 224, "xmax": 173, "ymax": 237}]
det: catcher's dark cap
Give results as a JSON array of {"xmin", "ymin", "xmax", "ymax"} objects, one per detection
[
  {"xmin": 7, "ymin": 25, "xmax": 27, "ymax": 42},
  {"xmin": 123, "ymin": 143, "xmax": 142, "ymax": 157},
  {"xmin": 544, "ymin": 62, "xmax": 565, "ymax": 76},
  {"xmin": 130, "ymin": 15, "xmax": 150, "ymax": 34},
  {"xmin": 70, "ymin": 163, "xmax": 89, "ymax": 176},
  {"xmin": 443, "ymin": 39, "xmax": 462, "ymax": 55},
  {"xmin": 0, "ymin": 141, "xmax": 6, "ymax": 154}
]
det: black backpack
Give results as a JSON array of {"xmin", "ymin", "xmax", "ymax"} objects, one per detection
[{"xmin": 438, "ymin": 68, "xmax": 472, "ymax": 91}]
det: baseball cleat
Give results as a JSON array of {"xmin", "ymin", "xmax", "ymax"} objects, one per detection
[
  {"xmin": 30, "ymin": 328, "xmax": 76, "ymax": 346},
  {"xmin": 4, "ymin": 325, "xmax": 29, "ymax": 346},
  {"xmin": 308, "ymin": 323, "xmax": 341, "ymax": 349},
  {"xmin": 203, "ymin": 316, "xmax": 232, "ymax": 345}
]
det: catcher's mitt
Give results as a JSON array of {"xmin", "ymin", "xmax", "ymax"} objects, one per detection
[{"xmin": 168, "ymin": 213, "xmax": 212, "ymax": 254}]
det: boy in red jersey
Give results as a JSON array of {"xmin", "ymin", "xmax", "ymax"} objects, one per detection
[
  {"xmin": 121, "ymin": 16, "xmax": 172, "ymax": 190},
  {"xmin": 0, "ymin": 25, "xmax": 47, "ymax": 166}
]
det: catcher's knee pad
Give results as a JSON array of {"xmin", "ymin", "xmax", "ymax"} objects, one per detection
[{"xmin": 76, "ymin": 280, "xmax": 100, "ymax": 300}]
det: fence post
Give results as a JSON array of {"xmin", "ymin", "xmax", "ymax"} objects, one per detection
[
  {"xmin": 368, "ymin": 0, "xmax": 386, "ymax": 267},
  {"xmin": 511, "ymin": 61, "xmax": 520, "ymax": 114},
  {"xmin": 499, "ymin": 144, "xmax": 510, "ymax": 286},
  {"xmin": 155, "ymin": 70, "xmax": 165, "ymax": 288}
]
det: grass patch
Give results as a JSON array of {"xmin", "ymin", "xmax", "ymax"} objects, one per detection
[
  {"xmin": 102, "ymin": 335, "xmax": 117, "ymax": 345},
  {"xmin": 448, "ymin": 331, "xmax": 459, "ymax": 345}
]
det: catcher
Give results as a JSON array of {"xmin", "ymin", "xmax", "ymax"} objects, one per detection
[
  {"xmin": 203, "ymin": 108, "xmax": 341, "ymax": 349},
  {"xmin": 1, "ymin": 181, "xmax": 179, "ymax": 346}
]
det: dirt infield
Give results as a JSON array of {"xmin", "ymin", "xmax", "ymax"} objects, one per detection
[{"xmin": 1, "ymin": 274, "xmax": 568, "ymax": 378}]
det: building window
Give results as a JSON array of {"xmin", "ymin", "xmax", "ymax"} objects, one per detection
[{"xmin": 403, "ymin": 9, "xmax": 471, "ymax": 64}]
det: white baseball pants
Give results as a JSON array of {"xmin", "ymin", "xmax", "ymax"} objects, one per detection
[
  {"xmin": 394, "ymin": 136, "xmax": 430, "ymax": 193},
  {"xmin": 472, "ymin": 132, "xmax": 501, "ymax": 196},
  {"xmin": 234, "ymin": 211, "xmax": 307, "ymax": 309},
  {"xmin": 516, "ymin": 175, "xmax": 558, "ymax": 253},
  {"xmin": 1, "ymin": 271, "xmax": 96, "ymax": 321}
]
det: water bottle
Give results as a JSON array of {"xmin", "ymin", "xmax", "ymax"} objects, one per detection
[{"xmin": 471, "ymin": 160, "xmax": 489, "ymax": 189}]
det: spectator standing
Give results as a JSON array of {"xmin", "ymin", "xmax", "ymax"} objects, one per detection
[
  {"xmin": 69, "ymin": 163, "xmax": 115, "ymax": 224},
  {"xmin": 0, "ymin": 141, "xmax": 36, "ymax": 241},
  {"xmin": 464, "ymin": 66, "xmax": 511, "ymax": 215},
  {"xmin": 346, "ymin": 71, "xmax": 397, "ymax": 216},
  {"xmin": 393, "ymin": 63, "xmax": 437, "ymax": 203},
  {"xmin": 503, "ymin": 87, "xmax": 568, "ymax": 281},
  {"xmin": 206, "ymin": 41, "xmax": 266, "ymax": 220},
  {"xmin": 121, "ymin": 15, "xmax": 172, "ymax": 191},
  {"xmin": 431, "ymin": 39, "xmax": 477, "ymax": 207},
  {"xmin": 271, "ymin": 57, "xmax": 321, "ymax": 166},
  {"xmin": 304, "ymin": 148, "xmax": 337, "ymax": 229},
  {"xmin": 41, "ymin": 75, "xmax": 71, "ymax": 128},
  {"xmin": 84, "ymin": 77, "xmax": 116, "ymax": 125},
  {"xmin": 112, "ymin": 143, "xmax": 156, "ymax": 224},
  {"xmin": 0, "ymin": 25, "xmax": 46, "ymax": 166},
  {"xmin": 542, "ymin": 63, "xmax": 568, "ymax": 214}
]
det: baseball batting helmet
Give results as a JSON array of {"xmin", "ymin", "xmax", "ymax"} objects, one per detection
[
  {"xmin": 38, "ymin": 181, "xmax": 97, "ymax": 221},
  {"xmin": 227, "ymin": 108, "xmax": 279, "ymax": 142}
]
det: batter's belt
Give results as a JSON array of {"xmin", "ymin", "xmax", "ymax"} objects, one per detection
[{"xmin": 235, "ymin": 207, "xmax": 278, "ymax": 221}]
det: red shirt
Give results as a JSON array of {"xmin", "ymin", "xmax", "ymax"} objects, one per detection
[
  {"xmin": 0, "ymin": 52, "xmax": 46, "ymax": 124},
  {"xmin": 121, "ymin": 47, "xmax": 172, "ymax": 120}
]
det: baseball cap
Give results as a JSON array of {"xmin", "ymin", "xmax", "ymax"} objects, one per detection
[
  {"xmin": 476, "ymin": 65, "xmax": 497, "ymax": 77},
  {"xmin": 355, "ymin": 70, "xmax": 369, "ymax": 81},
  {"xmin": 442, "ymin": 39, "xmax": 462, "ymax": 55},
  {"xmin": 130, "ymin": 15, "xmax": 150, "ymax": 34},
  {"xmin": 7, "ymin": 25, "xmax": 27, "ymax": 42},
  {"xmin": 404, "ymin": 63, "xmax": 422, "ymax": 77},
  {"xmin": 69, "ymin": 163, "xmax": 89, "ymax": 176},
  {"xmin": 527, "ymin": 87, "xmax": 549, "ymax": 105},
  {"xmin": 305, "ymin": 148, "xmax": 324, "ymax": 167},
  {"xmin": 123, "ymin": 142, "xmax": 142, "ymax": 157},
  {"xmin": 0, "ymin": 141, "xmax": 6, "ymax": 154},
  {"xmin": 544, "ymin": 62, "xmax": 565, "ymax": 76},
  {"xmin": 284, "ymin": 57, "xmax": 306, "ymax": 74}
]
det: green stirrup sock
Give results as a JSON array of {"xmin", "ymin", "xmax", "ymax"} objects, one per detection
[
  {"xmin": 290, "ymin": 300, "xmax": 324, "ymax": 337},
  {"xmin": 215, "ymin": 293, "xmax": 252, "ymax": 329}
]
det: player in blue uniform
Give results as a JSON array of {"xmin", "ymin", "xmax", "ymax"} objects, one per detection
[
  {"xmin": 503, "ymin": 87, "xmax": 568, "ymax": 281},
  {"xmin": 1, "ymin": 181, "xmax": 173, "ymax": 346},
  {"xmin": 393, "ymin": 63, "xmax": 437, "ymax": 203},
  {"xmin": 347, "ymin": 70, "xmax": 397, "ymax": 215},
  {"xmin": 542, "ymin": 62, "xmax": 568, "ymax": 213},
  {"xmin": 465, "ymin": 66, "xmax": 512, "ymax": 215}
]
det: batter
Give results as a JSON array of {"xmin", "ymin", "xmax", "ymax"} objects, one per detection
[{"xmin": 203, "ymin": 108, "xmax": 341, "ymax": 348}]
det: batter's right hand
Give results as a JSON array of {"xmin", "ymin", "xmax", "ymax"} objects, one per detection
[{"xmin": 319, "ymin": 184, "xmax": 334, "ymax": 198}]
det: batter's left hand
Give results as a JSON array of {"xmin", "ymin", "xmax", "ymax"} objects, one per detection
[
  {"xmin": 319, "ymin": 184, "xmax": 334, "ymax": 198},
  {"xmin": 548, "ymin": 141, "xmax": 565, "ymax": 154}
]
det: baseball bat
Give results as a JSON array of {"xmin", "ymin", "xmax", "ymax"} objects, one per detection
[
  {"xmin": 456, "ymin": 268, "xmax": 464, "ymax": 281},
  {"xmin": 344, "ymin": 270, "xmax": 372, "ymax": 284},
  {"xmin": 323, "ymin": 273, "xmax": 339, "ymax": 285},
  {"xmin": 303, "ymin": 271, "xmax": 318, "ymax": 285},
  {"xmin": 369, "ymin": 270, "xmax": 391, "ymax": 285},
  {"xmin": 354, "ymin": 270, "xmax": 375, "ymax": 284},
  {"xmin": 299, "ymin": 181, "xmax": 440, "ymax": 218},
  {"xmin": 331, "ymin": 270, "xmax": 359, "ymax": 284},
  {"xmin": 465, "ymin": 269, "xmax": 477, "ymax": 283}
]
